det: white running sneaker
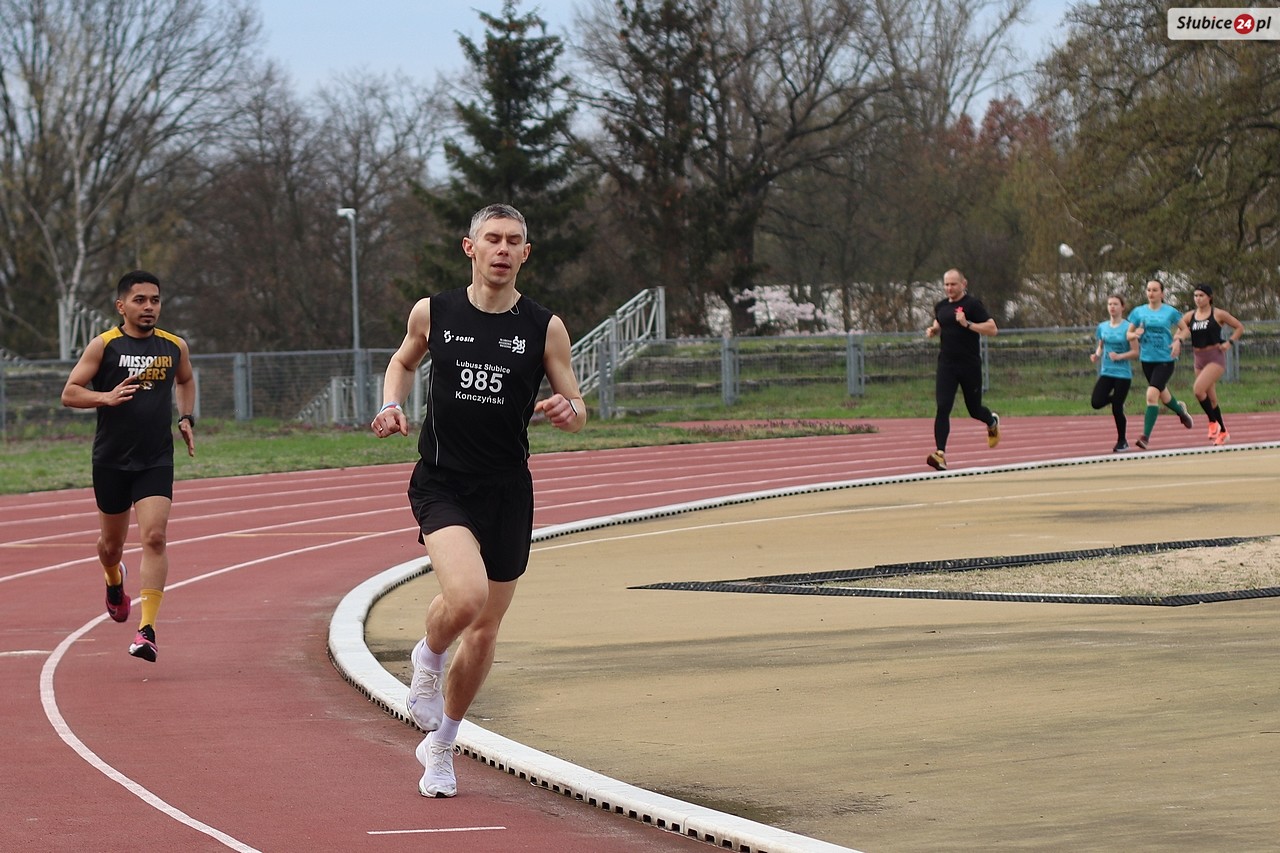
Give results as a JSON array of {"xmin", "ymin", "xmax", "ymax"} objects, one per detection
[
  {"xmin": 416, "ymin": 733, "xmax": 457, "ymax": 798},
  {"xmin": 407, "ymin": 639, "xmax": 446, "ymax": 732}
]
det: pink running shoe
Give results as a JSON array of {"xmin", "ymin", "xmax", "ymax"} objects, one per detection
[
  {"xmin": 106, "ymin": 564, "xmax": 130, "ymax": 623},
  {"xmin": 129, "ymin": 624, "xmax": 157, "ymax": 662}
]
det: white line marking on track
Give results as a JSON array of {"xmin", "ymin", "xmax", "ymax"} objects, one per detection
[
  {"xmin": 40, "ymin": 618, "xmax": 263, "ymax": 853},
  {"xmin": 39, "ymin": 529, "xmax": 395, "ymax": 851},
  {"xmin": 529, "ymin": 474, "xmax": 1276, "ymax": 551},
  {"xmin": 366, "ymin": 826, "xmax": 508, "ymax": 835},
  {"xmin": 1, "ymin": 506, "xmax": 414, "ymax": 583}
]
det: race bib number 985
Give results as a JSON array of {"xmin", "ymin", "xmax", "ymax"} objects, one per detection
[{"xmin": 459, "ymin": 367, "xmax": 503, "ymax": 394}]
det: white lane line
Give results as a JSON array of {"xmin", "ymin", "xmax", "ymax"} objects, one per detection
[
  {"xmin": 39, "ymin": 529, "xmax": 393, "ymax": 852},
  {"xmin": 367, "ymin": 826, "xmax": 507, "ymax": 836},
  {"xmin": 0, "ymin": 490, "xmax": 403, "ymax": 549},
  {"xmin": 530, "ymin": 474, "xmax": 1278, "ymax": 551},
  {"xmin": 40, "ymin": 617, "xmax": 263, "ymax": 853},
  {"xmin": 1, "ymin": 503, "xmax": 407, "ymax": 583}
]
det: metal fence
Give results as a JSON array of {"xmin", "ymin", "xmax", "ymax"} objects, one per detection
[
  {"xmin": 0, "ymin": 349, "xmax": 395, "ymax": 435},
  {"xmin": 3, "ymin": 323, "xmax": 1276, "ymax": 433},
  {"xmin": 594, "ymin": 323, "xmax": 1278, "ymax": 417}
]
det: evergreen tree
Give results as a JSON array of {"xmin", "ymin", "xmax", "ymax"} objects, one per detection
[
  {"xmin": 410, "ymin": 0, "xmax": 592, "ymax": 301},
  {"xmin": 580, "ymin": 0, "xmax": 721, "ymax": 333}
]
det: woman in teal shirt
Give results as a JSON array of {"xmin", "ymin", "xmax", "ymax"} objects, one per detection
[
  {"xmin": 1127, "ymin": 279, "xmax": 1193, "ymax": 449},
  {"xmin": 1091, "ymin": 294, "xmax": 1139, "ymax": 452}
]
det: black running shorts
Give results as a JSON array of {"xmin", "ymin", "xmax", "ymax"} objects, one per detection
[
  {"xmin": 407, "ymin": 461, "xmax": 534, "ymax": 583},
  {"xmin": 92, "ymin": 465, "xmax": 174, "ymax": 515},
  {"xmin": 1141, "ymin": 360, "xmax": 1177, "ymax": 391}
]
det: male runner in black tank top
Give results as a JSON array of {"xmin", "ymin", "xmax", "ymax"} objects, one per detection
[
  {"xmin": 61, "ymin": 270, "xmax": 196, "ymax": 663},
  {"xmin": 371, "ymin": 203, "xmax": 586, "ymax": 798}
]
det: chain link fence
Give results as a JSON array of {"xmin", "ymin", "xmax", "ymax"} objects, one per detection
[
  {"xmin": 595, "ymin": 323, "xmax": 1277, "ymax": 417},
  {"xmin": 3, "ymin": 323, "xmax": 1276, "ymax": 434}
]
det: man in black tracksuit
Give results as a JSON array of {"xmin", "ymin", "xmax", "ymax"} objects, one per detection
[{"xmin": 924, "ymin": 268, "xmax": 1001, "ymax": 471}]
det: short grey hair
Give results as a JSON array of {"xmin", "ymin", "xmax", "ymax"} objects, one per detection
[{"xmin": 469, "ymin": 203, "xmax": 527, "ymax": 242}]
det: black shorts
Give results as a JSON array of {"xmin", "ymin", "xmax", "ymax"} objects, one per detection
[
  {"xmin": 92, "ymin": 465, "xmax": 174, "ymax": 515},
  {"xmin": 407, "ymin": 461, "xmax": 534, "ymax": 583},
  {"xmin": 1141, "ymin": 360, "xmax": 1176, "ymax": 391}
]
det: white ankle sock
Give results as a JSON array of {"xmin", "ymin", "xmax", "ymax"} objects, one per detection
[
  {"xmin": 435, "ymin": 714, "xmax": 461, "ymax": 746},
  {"xmin": 417, "ymin": 639, "xmax": 446, "ymax": 671}
]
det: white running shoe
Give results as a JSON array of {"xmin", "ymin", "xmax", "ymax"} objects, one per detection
[
  {"xmin": 407, "ymin": 639, "xmax": 446, "ymax": 732},
  {"xmin": 416, "ymin": 732, "xmax": 457, "ymax": 798}
]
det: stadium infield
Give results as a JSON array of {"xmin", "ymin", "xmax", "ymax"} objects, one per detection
[{"xmin": 366, "ymin": 447, "xmax": 1280, "ymax": 853}]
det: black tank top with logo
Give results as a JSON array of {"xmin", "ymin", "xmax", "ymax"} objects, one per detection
[
  {"xmin": 91, "ymin": 326, "xmax": 184, "ymax": 470},
  {"xmin": 418, "ymin": 287, "xmax": 553, "ymax": 475},
  {"xmin": 1189, "ymin": 310, "xmax": 1223, "ymax": 349}
]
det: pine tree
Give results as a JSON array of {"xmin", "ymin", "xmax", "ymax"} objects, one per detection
[{"xmin": 410, "ymin": 0, "xmax": 591, "ymax": 301}]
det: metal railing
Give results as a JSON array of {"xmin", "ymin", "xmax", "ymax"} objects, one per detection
[
  {"xmin": 571, "ymin": 287, "xmax": 666, "ymax": 396},
  {"xmin": 58, "ymin": 298, "xmax": 114, "ymax": 362}
]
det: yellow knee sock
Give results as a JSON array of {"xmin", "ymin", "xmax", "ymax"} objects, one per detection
[
  {"xmin": 139, "ymin": 588, "xmax": 164, "ymax": 629},
  {"xmin": 104, "ymin": 563, "xmax": 123, "ymax": 587}
]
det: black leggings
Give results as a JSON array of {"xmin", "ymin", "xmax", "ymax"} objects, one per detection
[
  {"xmin": 1091, "ymin": 375, "xmax": 1131, "ymax": 440},
  {"xmin": 934, "ymin": 358, "xmax": 992, "ymax": 450}
]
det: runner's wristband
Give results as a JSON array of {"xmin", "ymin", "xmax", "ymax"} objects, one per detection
[
  {"xmin": 378, "ymin": 401, "xmax": 402, "ymax": 414},
  {"xmin": 178, "ymin": 414, "xmax": 195, "ymax": 428}
]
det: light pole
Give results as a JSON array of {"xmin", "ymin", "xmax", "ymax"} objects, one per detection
[
  {"xmin": 1057, "ymin": 243, "xmax": 1074, "ymax": 323},
  {"xmin": 336, "ymin": 207, "xmax": 363, "ymax": 420},
  {"xmin": 336, "ymin": 207, "xmax": 359, "ymax": 351}
]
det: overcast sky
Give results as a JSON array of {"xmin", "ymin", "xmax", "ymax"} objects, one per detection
[{"xmin": 255, "ymin": 0, "xmax": 1076, "ymax": 95}]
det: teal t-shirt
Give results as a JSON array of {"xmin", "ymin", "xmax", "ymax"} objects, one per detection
[
  {"xmin": 1127, "ymin": 303, "xmax": 1181, "ymax": 363},
  {"xmin": 1095, "ymin": 319, "xmax": 1133, "ymax": 379}
]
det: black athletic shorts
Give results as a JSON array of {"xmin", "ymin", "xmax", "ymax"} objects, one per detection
[
  {"xmin": 407, "ymin": 461, "xmax": 534, "ymax": 583},
  {"xmin": 92, "ymin": 465, "xmax": 174, "ymax": 515},
  {"xmin": 1141, "ymin": 360, "xmax": 1177, "ymax": 391}
]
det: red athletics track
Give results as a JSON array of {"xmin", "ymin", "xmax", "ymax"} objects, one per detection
[{"xmin": 3, "ymin": 413, "xmax": 1278, "ymax": 852}]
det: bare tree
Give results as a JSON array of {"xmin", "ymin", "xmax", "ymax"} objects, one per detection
[
  {"xmin": 758, "ymin": 0, "xmax": 1033, "ymax": 330},
  {"xmin": 0, "ymin": 0, "xmax": 260, "ymax": 358},
  {"xmin": 1038, "ymin": 0, "xmax": 1280, "ymax": 317},
  {"xmin": 575, "ymin": 0, "xmax": 892, "ymax": 334},
  {"xmin": 317, "ymin": 71, "xmax": 449, "ymax": 344},
  {"xmin": 168, "ymin": 69, "xmax": 448, "ymax": 353}
]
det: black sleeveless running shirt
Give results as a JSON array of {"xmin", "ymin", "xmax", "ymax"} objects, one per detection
[
  {"xmin": 418, "ymin": 287, "xmax": 553, "ymax": 475},
  {"xmin": 1189, "ymin": 310, "xmax": 1223, "ymax": 349},
  {"xmin": 91, "ymin": 326, "xmax": 185, "ymax": 470}
]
